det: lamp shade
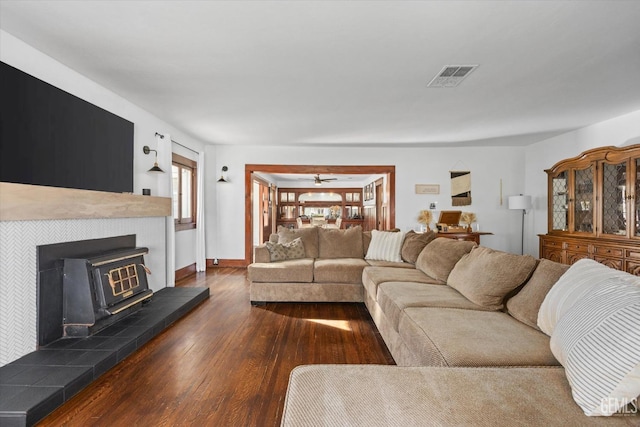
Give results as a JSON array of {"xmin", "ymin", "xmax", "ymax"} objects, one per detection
[{"xmin": 508, "ymin": 195, "xmax": 532, "ymax": 210}]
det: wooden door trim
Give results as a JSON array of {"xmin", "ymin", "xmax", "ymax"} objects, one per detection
[{"xmin": 244, "ymin": 165, "xmax": 395, "ymax": 265}]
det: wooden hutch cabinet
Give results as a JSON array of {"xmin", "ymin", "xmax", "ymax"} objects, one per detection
[
  {"xmin": 539, "ymin": 145, "xmax": 640, "ymax": 275},
  {"xmin": 276, "ymin": 188, "xmax": 364, "ymax": 229}
]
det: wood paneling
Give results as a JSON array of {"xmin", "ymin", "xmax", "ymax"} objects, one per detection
[
  {"xmin": 39, "ymin": 268, "xmax": 393, "ymax": 426},
  {"xmin": 0, "ymin": 182, "xmax": 171, "ymax": 221}
]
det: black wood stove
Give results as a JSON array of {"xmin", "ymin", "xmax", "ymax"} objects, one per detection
[{"xmin": 62, "ymin": 247, "xmax": 153, "ymax": 337}]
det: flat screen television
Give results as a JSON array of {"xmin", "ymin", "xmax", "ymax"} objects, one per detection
[{"xmin": 0, "ymin": 61, "xmax": 134, "ymax": 193}]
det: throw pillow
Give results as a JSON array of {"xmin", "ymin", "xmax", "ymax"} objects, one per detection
[
  {"xmin": 415, "ymin": 238, "xmax": 476, "ymax": 284},
  {"xmin": 265, "ymin": 237, "xmax": 306, "ymax": 262},
  {"xmin": 506, "ymin": 259, "xmax": 569, "ymax": 330},
  {"xmin": 318, "ymin": 226, "xmax": 363, "ymax": 259},
  {"xmin": 550, "ymin": 279, "xmax": 640, "ymax": 416},
  {"xmin": 277, "ymin": 227, "xmax": 319, "ymax": 258},
  {"xmin": 362, "ymin": 231, "xmax": 372, "ymax": 255},
  {"xmin": 537, "ymin": 259, "xmax": 637, "ymax": 336},
  {"xmin": 365, "ymin": 230, "xmax": 405, "ymax": 263},
  {"xmin": 401, "ymin": 230, "xmax": 436, "ymax": 264},
  {"xmin": 447, "ymin": 246, "xmax": 538, "ymax": 310},
  {"xmin": 265, "ymin": 240, "xmax": 287, "ymax": 261}
]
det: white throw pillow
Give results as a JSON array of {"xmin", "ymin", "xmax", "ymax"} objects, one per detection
[
  {"xmin": 550, "ymin": 279, "xmax": 640, "ymax": 416},
  {"xmin": 537, "ymin": 259, "xmax": 636, "ymax": 336},
  {"xmin": 365, "ymin": 230, "xmax": 404, "ymax": 263}
]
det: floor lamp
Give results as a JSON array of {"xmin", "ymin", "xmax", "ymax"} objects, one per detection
[{"xmin": 508, "ymin": 195, "xmax": 532, "ymax": 255}]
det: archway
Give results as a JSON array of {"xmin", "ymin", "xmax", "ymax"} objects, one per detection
[{"xmin": 244, "ymin": 164, "xmax": 396, "ymax": 265}]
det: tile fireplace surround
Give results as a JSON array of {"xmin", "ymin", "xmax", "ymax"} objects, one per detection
[
  {"xmin": 0, "ymin": 183, "xmax": 172, "ymax": 366},
  {"xmin": 0, "ymin": 183, "xmax": 211, "ymax": 425}
]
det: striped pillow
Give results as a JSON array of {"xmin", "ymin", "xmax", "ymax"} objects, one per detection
[
  {"xmin": 550, "ymin": 280, "xmax": 640, "ymax": 416},
  {"xmin": 365, "ymin": 230, "xmax": 404, "ymax": 263},
  {"xmin": 537, "ymin": 259, "xmax": 635, "ymax": 336}
]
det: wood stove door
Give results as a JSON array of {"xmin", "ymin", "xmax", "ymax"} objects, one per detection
[{"xmin": 93, "ymin": 256, "xmax": 149, "ymax": 309}]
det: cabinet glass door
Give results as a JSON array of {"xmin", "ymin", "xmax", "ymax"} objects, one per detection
[
  {"xmin": 601, "ymin": 161, "xmax": 627, "ymax": 236},
  {"xmin": 551, "ymin": 171, "xmax": 568, "ymax": 231},
  {"xmin": 573, "ymin": 167, "xmax": 594, "ymax": 233},
  {"xmin": 636, "ymin": 158, "xmax": 640, "ymax": 237}
]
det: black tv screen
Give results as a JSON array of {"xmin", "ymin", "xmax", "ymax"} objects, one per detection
[{"xmin": 0, "ymin": 61, "xmax": 134, "ymax": 193}]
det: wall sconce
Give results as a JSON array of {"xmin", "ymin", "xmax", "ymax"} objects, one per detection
[
  {"xmin": 217, "ymin": 166, "xmax": 229, "ymax": 183},
  {"xmin": 143, "ymin": 146, "xmax": 164, "ymax": 173}
]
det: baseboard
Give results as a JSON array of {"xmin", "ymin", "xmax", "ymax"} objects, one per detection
[
  {"xmin": 175, "ymin": 263, "xmax": 197, "ymax": 281},
  {"xmin": 206, "ymin": 258, "xmax": 248, "ymax": 268}
]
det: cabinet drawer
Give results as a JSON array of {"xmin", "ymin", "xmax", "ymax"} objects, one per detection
[
  {"xmin": 625, "ymin": 260, "xmax": 640, "ymax": 276},
  {"xmin": 541, "ymin": 247, "xmax": 564, "ymax": 264},
  {"xmin": 625, "ymin": 250, "xmax": 640, "ymax": 260},
  {"xmin": 566, "ymin": 243, "xmax": 589, "ymax": 253},
  {"xmin": 593, "ymin": 246, "xmax": 623, "ymax": 257},
  {"xmin": 594, "ymin": 256, "xmax": 623, "ymax": 270},
  {"xmin": 542, "ymin": 239, "xmax": 563, "ymax": 248},
  {"xmin": 566, "ymin": 251, "xmax": 589, "ymax": 264}
]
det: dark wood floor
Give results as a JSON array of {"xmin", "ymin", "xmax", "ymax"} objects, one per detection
[{"xmin": 39, "ymin": 268, "xmax": 395, "ymax": 426}]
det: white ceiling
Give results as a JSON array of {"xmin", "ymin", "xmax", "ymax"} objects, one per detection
[{"xmin": 1, "ymin": 1, "xmax": 640, "ymax": 147}]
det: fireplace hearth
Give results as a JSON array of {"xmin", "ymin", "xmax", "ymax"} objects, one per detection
[{"xmin": 1, "ymin": 234, "xmax": 209, "ymax": 426}]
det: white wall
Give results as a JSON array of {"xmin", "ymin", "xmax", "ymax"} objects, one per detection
[
  {"xmin": 523, "ymin": 110, "xmax": 640, "ymax": 256},
  {"xmin": 0, "ymin": 32, "xmax": 208, "ymax": 365},
  {"xmin": 206, "ymin": 145, "xmax": 528, "ymax": 260},
  {"xmin": 1, "ymin": 31, "xmax": 206, "ymax": 272}
]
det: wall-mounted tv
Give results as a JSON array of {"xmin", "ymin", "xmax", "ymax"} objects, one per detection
[{"xmin": 0, "ymin": 61, "xmax": 134, "ymax": 193}]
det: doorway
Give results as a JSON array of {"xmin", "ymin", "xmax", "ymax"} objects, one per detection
[{"xmin": 244, "ymin": 165, "xmax": 395, "ymax": 265}]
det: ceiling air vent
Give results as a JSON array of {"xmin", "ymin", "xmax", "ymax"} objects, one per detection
[{"xmin": 427, "ymin": 65, "xmax": 478, "ymax": 88}]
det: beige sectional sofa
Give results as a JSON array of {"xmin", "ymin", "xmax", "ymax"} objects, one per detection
[
  {"xmin": 248, "ymin": 226, "xmax": 415, "ymax": 304},
  {"xmin": 248, "ymin": 228, "xmax": 640, "ymax": 425}
]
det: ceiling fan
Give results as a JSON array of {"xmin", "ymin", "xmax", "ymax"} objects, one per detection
[{"xmin": 303, "ymin": 174, "xmax": 338, "ymax": 186}]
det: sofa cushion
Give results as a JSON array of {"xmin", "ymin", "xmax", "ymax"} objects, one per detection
[
  {"xmin": 362, "ymin": 231, "xmax": 371, "ymax": 255},
  {"xmin": 365, "ymin": 260, "xmax": 415, "ymax": 269},
  {"xmin": 362, "ymin": 266, "xmax": 441, "ymax": 300},
  {"xmin": 377, "ymin": 282, "xmax": 491, "ymax": 332},
  {"xmin": 506, "ymin": 259, "xmax": 569, "ymax": 330},
  {"xmin": 447, "ymin": 246, "xmax": 537, "ymax": 310},
  {"xmin": 415, "ymin": 238, "xmax": 476, "ymax": 284},
  {"xmin": 314, "ymin": 258, "xmax": 369, "ymax": 284},
  {"xmin": 365, "ymin": 230, "xmax": 404, "ymax": 262},
  {"xmin": 401, "ymin": 230, "xmax": 436, "ymax": 264},
  {"xmin": 250, "ymin": 282, "xmax": 363, "ymax": 303},
  {"xmin": 247, "ymin": 259, "xmax": 314, "ymax": 283},
  {"xmin": 537, "ymin": 259, "xmax": 637, "ymax": 336},
  {"xmin": 398, "ymin": 307, "xmax": 559, "ymax": 367},
  {"xmin": 265, "ymin": 237, "xmax": 305, "ymax": 261},
  {"xmin": 550, "ymin": 279, "xmax": 640, "ymax": 416},
  {"xmin": 281, "ymin": 365, "xmax": 634, "ymax": 427},
  {"xmin": 318, "ymin": 226, "xmax": 364, "ymax": 259}
]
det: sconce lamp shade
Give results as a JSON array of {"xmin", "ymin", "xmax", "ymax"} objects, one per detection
[
  {"xmin": 508, "ymin": 195, "xmax": 531, "ymax": 210},
  {"xmin": 148, "ymin": 163, "xmax": 164, "ymax": 173},
  {"xmin": 217, "ymin": 166, "xmax": 229, "ymax": 183},
  {"xmin": 143, "ymin": 145, "xmax": 164, "ymax": 173}
]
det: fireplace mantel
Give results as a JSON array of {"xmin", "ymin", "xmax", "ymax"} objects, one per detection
[{"xmin": 0, "ymin": 182, "xmax": 171, "ymax": 221}]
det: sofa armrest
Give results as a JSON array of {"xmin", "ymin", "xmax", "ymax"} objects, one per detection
[{"xmin": 254, "ymin": 245, "xmax": 272, "ymax": 263}]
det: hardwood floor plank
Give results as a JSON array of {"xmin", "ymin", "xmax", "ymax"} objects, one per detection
[{"xmin": 38, "ymin": 268, "xmax": 394, "ymax": 426}]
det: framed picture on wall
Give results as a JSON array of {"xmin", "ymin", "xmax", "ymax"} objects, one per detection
[{"xmin": 364, "ymin": 183, "xmax": 374, "ymax": 201}]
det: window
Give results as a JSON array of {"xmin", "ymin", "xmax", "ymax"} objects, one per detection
[{"xmin": 172, "ymin": 153, "xmax": 197, "ymax": 231}]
